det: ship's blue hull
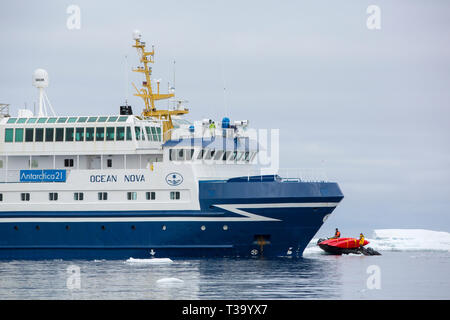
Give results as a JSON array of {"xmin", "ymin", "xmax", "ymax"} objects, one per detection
[{"xmin": 0, "ymin": 179, "xmax": 344, "ymax": 260}]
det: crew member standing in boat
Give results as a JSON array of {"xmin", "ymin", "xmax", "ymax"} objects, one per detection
[
  {"xmin": 333, "ymin": 228, "xmax": 341, "ymax": 239},
  {"xmin": 359, "ymin": 233, "xmax": 365, "ymax": 246}
]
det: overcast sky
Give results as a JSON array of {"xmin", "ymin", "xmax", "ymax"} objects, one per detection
[{"xmin": 1, "ymin": 0, "xmax": 449, "ymax": 236}]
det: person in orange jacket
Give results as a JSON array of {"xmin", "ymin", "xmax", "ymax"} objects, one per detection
[
  {"xmin": 359, "ymin": 233, "xmax": 365, "ymax": 246},
  {"xmin": 333, "ymin": 228, "xmax": 341, "ymax": 239}
]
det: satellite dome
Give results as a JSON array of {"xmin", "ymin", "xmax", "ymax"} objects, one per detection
[
  {"xmin": 32, "ymin": 69, "xmax": 49, "ymax": 88},
  {"xmin": 132, "ymin": 29, "xmax": 142, "ymax": 40}
]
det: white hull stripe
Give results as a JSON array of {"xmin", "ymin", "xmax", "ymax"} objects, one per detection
[{"xmin": 0, "ymin": 202, "xmax": 338, "ymax": 223}]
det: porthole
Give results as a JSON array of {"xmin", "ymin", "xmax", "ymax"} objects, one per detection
[
  {"xmin": 65, "ymin": 225, "xmax": 70, "ymax": 230},
  {"xmin": 101, "ymin": 225, "xmax": 106, "ymax": 230},
  {"xmin": 131, "ymin": 225, "xmax": 136, "ymax": 230},
  {"xmin": 223, "ymin": 225, "xmax": 228, "ymax": 231},
  {"xmin": 14, "ymin": 226, "xmax": 18, "ymax": 231},
  {"xmin": 162, "ymin": 225, "xmax": 167, "ymax": 231},
  {"xmin": 201, "ymin": 225, "xmax": 206, "ymax": 231},
  {"xmin": 35, "ymin": 225, "xmax": 40, "ymax": 230}
]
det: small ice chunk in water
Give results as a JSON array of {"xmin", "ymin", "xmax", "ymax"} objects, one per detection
[
  {"xmin": 156, "ymin": 277, "xmax": 184, "ymax": 285},
  {"xmin": 125, "ymin": 258, "xmax": 173, "ymax": 264}
]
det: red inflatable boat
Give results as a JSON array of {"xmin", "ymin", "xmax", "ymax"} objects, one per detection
[{"xmin": 317, "ymin": 237, "xmax": 369, "ymax": 255}]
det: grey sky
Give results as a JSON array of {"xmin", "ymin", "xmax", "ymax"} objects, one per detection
[{"xmin": 1, "ymin": 0, "xmax": 449, "ymax": 236}]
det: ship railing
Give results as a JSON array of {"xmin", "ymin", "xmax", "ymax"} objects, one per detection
[{"xmin": 245, "ymin": 168, "xmax": 329, "ymax": 182}]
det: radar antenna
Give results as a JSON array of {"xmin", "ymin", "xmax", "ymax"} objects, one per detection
[{"xmin": 32, "ymin": 69, "xmax": 56, "ymax": 117}]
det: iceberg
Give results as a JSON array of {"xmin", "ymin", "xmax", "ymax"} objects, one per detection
[
  {"xmin": 125, "ymin": 258, "xmax": 173, "ymax": 264},
  {"xmin": 370, "ymin": 229, "xmax": 450, "ymax": 252}
]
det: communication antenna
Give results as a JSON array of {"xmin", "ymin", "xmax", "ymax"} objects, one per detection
[
  {"xmin": 32, "ymin": 69, "xmax": 56, "ymax": 117},
  {"xmin": 124, "ymin": 54, "xmax": 129, "ymax": 105}
]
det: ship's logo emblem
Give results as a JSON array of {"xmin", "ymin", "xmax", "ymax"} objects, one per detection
[{"xmin": 166, "ymin": 172, "xmax": 183, "ymax": 186}]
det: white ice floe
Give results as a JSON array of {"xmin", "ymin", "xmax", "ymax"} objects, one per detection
[
  {"xmin": 156, "ymin": 277, "xmax": 184, "ymax": 285},
  {"xmin": 304, "ymin": 229, "xmax": 450, "ymax": 254},
  {"xmin": 369, "ymin": 229, "xmax": 450, "ymax": 252},
  {"xmin": 125, "ymin": 258, "xmax": 173, "ymax": 264}
]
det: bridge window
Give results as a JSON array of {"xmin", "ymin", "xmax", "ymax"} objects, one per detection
[
  {"xmin": 134, "ymin": 126, "xmax": 142, "ymax": 140},
  {"xmin": 75, "ymin": 127, "xmax": 85, "ymax": 141},
  {"xmin": 98, "ymin": 116, "xmax": 108, "ymax": 122},
  {"xmin": 37, "ymin": 118, "xmax": 48, "ymax": 123},
  {"xmin": 67, "ymin": 117, "xmax": 77, "ymax": 123},
  {"xmin": 47, "ymin": 117, "xmax": 57, "ymax": 123},
  {"xmin": 17, "ymin": 118, "xmax": 27, "ymax": 124},
  {"xmin": 116, "ymin": 127, "xmax": 125, "ymax": 141},
  {"xmin": 45, "ymin": 128, "xmax": 54, "ymax": 142},
  {"xmin": 25, "ymin": 128, "xmax": 34, "ymax": 142},
  {"xmin": 35, "ymin": 128, "xmax": 44, "ymax": 142},
  {"xmin": 145, "ymin": 127, "xmax": 152, "ymax": 141},
  {"xmin": 77, "ymin": 117, "xmax": 88, "ymax": 123},
  {"xmin": 197, "ymin": 149, "xmax": 205, "ymax": 160},
  {"xmin": 96, "ymin": 127, "xmax": 105, "ymax": 141},
  {"xmin": 57, "ymin": 117, "xmax": 67, "ymax": 123},
  {"xmin": 107, "ymin": 116, "xmax": 118, "ymax": 122},
  {"xmin": 7, "ymin": 118, "xmax": 17, "ymax": 123},
  {"xmin": 55, "ymin": 128, "xmax": 64, "ymax": 141},
  {"xmin": 88, "ymin": 117, "xmax": 98, "ymax": 123},
  {"xmin": 126, "ymin": 127, "xmax": 132, "ymax": 141},
  {"xmin": 106, "ymin": 127, "xmax": 115, "ymax": 141},
  {"xmin": 213, "ymin": 150, "xmax": 223, "ymax": 160},
  {"xmin": 65, "ymin": 128, "xmax": 74, "ymax": 142},
  {"xmin": 85, "ymin": 127, "xmax": 95, "ymax": 141},
  {"xmin": 27, "ymin": 118, "xmax": 37, "ymax": 124},
  {"xmin": 4, "ymin": 128, "xmax": 13, "ymax": 142}
]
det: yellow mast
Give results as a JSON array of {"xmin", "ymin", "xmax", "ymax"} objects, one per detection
[{"xmin": 131, "ymin": 31, "xmax": 188, "ymax": 141}]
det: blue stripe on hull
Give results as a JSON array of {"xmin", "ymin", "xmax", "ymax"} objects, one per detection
[{"xmin": 0, "ymin": 181, "xmax": 344, "ymax": 260}]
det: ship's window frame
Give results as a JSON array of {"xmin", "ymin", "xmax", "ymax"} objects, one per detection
[
  {"xmin": 95, "ymin": 127, "xmax": 105, "ymax": 141},
  {"xmin": 47, "ymin": 118, "xmax": 57, "ymax": 123},
  {"xmin": 55, "ymin": 128, "xmax": 64, "ymax": 141},
  {"xmin": 44, "ymin": 128, "xmax": 54, "ymax": 142},
  {"xmin": 107, "ymin": 116, "xmax": 118, "ymax": 122},
  {"xmin": 49, "ymin": 192, "xmax": 58, "ymax": 201},
  {"xmin": 37, "ymin": 118, "xmax": 48, "ymax": 123},
  {"xmin": 116, "ymin": 127, "xmax": 125, "ymax": 141},
  {"xmin": 97, "ymin": 116, "xmax": 108, "ymax": 123},
  {"xmin": 107, "ymin": 159, "xmax": 112, "ymax": 168},
  {"xmin": 65, "ymin": 127, "xmax": 75, "ymax": 142},
  {"xmin": 29, "ymin": 159, "xmax": 38, "ymax": 168},
  {"xmin": 127, "ymin": 192, "xmax": 137, "ymax": 201},
  {"xmin": 77, "ymin": 117, "xmax": 88, "ymax": 123},
  {"xmin": 88, "ymin": 116, "xmax": 98, "ymax": 123},
  {"xmin": 75, "ymin": 127, "xmax": 85, "ymax": 142},
  {"xmin": 98, "ymin": 192, "xmax": 108, "ymax": 201},
  {"xmin": 4, "ymin": 128, "xmax": 14, "ymax": 142},
  {"xmin": 186, "ymin": 149, "xmax": 194, "ymax": 161},
  {"xmin": 146, "ymin": 191, "xmax": 156, "ymax": 200},
  {"xmin": 85, "ymin": 127, "xmax": 95, "ymax": 141},
  {"xmin": 118, "ymin": 116, "xmax": 128, "ymax": 122},
  {"xmin": 25, "ymin": 128, "xmax": 34, "ymax": 142},
  {"xmin": 67, "ymin": 117, "xmax": 77, "ymax": 123},
  {"xmin": 7, "ymin": 118, "xmax": 17, "ymax": 124},
  {"xmin": 134, "ymin": 126, "xmax": 142, "ymax": 140},
  {"xmin": 57, "ymin": 117, "xmax": 67, "ymax": 123},
  {"xmin": 14, "ymin": 127, "xmax": 24, "ymax": 142},
  {"xmin": 126, "ymin": 126, "xmax": 132, "ymax": 141},
  {"xmin": 74, "ymin": 192, "xmax": 84, "ymax": 201},
  {"xmin": 0, "ymin": 193, "xmax": 3, "ymax": 201},
  {"xmin": 17, "ymin": 118, "xmax": 27, "ymax": 124},
  {"xmin": 145, "ymin": 127, "xmax": 153, "ymax": 141},
  {"xmin": 106, "ymin": 127, "xmax": 115, "ymax": 141},
  {"xmin": 177, "ymin": 149, "xmax": 184, "ymax": 161},
  {"xmin": 21, "ymin": 193, "xmax": 30, "ymax": 201},
  {"xmin": 35, "ymin": 128, "xmax": 44, "ymax": 142},
  {"xmin": 64, "ymin": 159, "xmax": 74, "ymax": 167},
  {"xmin": 27, "ymin": 118, "xmax": 37, "ymax": 124},
  {"xmin": 170, "ymin": 191, "xmax": 180, "ymax": 200}
]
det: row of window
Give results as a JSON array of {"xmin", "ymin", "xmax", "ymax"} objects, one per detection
[
  {"xmin": 169, "ymin": 148, "xmax": 253, "ymax": 162},
  {"xmin": 6, "ymin": 116, "xmax": 129, "ymax": 124},
  {"xmin": 0, "ymin": 191, "xmax": 180, "ymax": 202},
  {"xmin": 4, "ymin": 126, "xmax": 162, "ymax": 143}
]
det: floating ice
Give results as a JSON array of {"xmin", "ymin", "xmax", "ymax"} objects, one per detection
[
  {"xmin": 156, "ymin": 277, "xmax": 184, "ymax": 285},
  {"xmin": 370, "ymin": 229, "xmax": 450, "ymax": 252},
  {"xmin": 125, "ymin": 258, "xmax": 173, "ymax": 264}
]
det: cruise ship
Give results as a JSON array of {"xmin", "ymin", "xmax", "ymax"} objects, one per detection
[{"xmin": 0, "ymin": 31, "xmax": 344, "ymax": 259}]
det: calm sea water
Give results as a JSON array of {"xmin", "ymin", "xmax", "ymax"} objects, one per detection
[{"xmin": 0, "ymin": 250, "xmax": 448, "ymax": 299}]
